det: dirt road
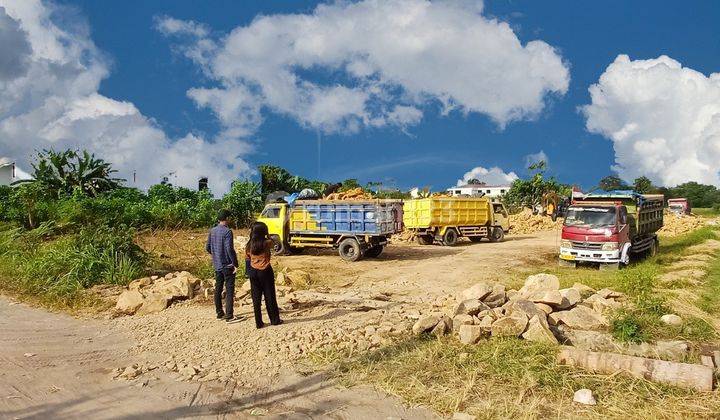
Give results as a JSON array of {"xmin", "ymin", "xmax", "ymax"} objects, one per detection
[
  {"xmin": 276, "ymin": 230, "xmax": 561, "ymax": 302},
  {"xmin": 1, "ymin": 230, "xmax": 560, "ymax": 419},
  {"xmin": 0, "ymin": 298, "xmax": 436, "ymax": 419}
]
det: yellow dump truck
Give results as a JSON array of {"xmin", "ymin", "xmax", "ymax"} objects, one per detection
[{"xmin": 403, "ymin": 197, "xmax": 510, "ymax": 246}]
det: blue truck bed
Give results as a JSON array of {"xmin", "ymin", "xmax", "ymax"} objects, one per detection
[{"xmin": 289, "ymin": 200, "xmax": 403, "ymax": 235}]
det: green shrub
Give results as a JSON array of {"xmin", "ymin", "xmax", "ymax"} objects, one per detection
[
  {"xmin": 610, "ymin": 310, "xmax": 648, "ymax": 343},
  {"xmin": 0, "ymin": 225, "xmax": 146, "ymax": 304}
]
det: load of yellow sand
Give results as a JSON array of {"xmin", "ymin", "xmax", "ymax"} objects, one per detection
[
  {"xmin": 324, "ymin": 187, "xmax": 373, "ymax": 200},
  {"xmin": 658, "ymin": 212, "xmax": 707, "ymax": 237},
  {"xmin": 509, "ymin": 209, "xmax": 562, "ymax": 235}
]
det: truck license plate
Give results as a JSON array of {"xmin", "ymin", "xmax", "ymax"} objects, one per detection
[{"xmin": 560, "ymin": 254, "xmax": 575, "ymax": 261}]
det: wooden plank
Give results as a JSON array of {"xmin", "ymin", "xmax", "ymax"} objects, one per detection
[{"xmin": 557, "ymin": 346, "xmax": 714, "ymax": 392}]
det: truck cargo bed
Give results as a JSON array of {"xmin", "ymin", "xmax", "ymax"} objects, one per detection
[
  {"xmin": 404, "ymin": 197, "xmax": 492, "ymax": 229},
  {"xmin": 289, "ymin": 200, "xmax": 402, "ymax": 235}
]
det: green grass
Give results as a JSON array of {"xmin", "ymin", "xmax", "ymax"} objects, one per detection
[
  {"xmin": 698, "ymin": 253, "xmax": 720, "ymax": 314},
  {"xmin": 314, "ymin": 336, "xmax": 720, "ymax": 418},
  {"xmin": 692, "ymin": 207, "xmax": 720, "ymax": 217},
  {"xmin": 0, "ymin": 223, "xmax": 146, "ymax": 310}
]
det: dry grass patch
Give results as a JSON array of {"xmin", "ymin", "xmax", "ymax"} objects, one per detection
[{"xmin": 315, "ymin": 336, "xmax": 720, "ymax": 419}]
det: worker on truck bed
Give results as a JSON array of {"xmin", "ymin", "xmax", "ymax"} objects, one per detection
[
  {"xmin": 206, "ymin": 209, "xmax": 239, "ymax": 322},
  {"xmin": 245, "ymin": 222, "xmax": 282, "ymax": 329}
]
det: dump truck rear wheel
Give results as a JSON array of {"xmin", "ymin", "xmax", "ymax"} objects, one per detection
[
  {"xmin": 489, "ymin": 227, "xmax": 504, "ymax": 242},
  {"xmin": 338, "ymin": 238, "xmax": 362, "ymax": 261},
  {"xmin": 417, "ymin": 235, "xmax": 434, "ymax": 245},
  {"xmin": 270, "ymin": 235, "xmax": 286, "ymax": 255},
  {"xmin": 364, "ymin": 245, "xmax": 384, "ymax": 258},
  {"xmin": 442, "ymin": 229, "xmax": 459, "ymax": 246},
  {"xmin": 468, "ymin": 237, "xmax": 483, "ymax": 243}
]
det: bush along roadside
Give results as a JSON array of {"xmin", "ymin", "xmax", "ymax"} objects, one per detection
[{"xmin": 0, "ymin": 222, "xmax": 146, "ymax": 308}]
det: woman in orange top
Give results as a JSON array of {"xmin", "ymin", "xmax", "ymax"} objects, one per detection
[{"xmin": 245, "ymin": 222, "xmax": 282, "ymax": 328}]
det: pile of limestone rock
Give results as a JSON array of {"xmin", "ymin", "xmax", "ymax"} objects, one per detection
[
  {"xmin": 412, "ymin": 273, "xmax": 689, "ymax": 360},
  {"xmin": 115, "ymin": 271, "xmax": 203, "ymax": 316}
]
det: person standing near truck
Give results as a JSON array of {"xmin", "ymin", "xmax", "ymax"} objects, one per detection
[
  {"xmin": 245, "ymin": 221, "xmax": 282, "ymax": 329},
  {"xmin": 206, "ymin": 210, "xmax": 239, "ymax": 321}
]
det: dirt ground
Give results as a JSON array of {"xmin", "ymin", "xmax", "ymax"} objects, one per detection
[
  {"xmin": 275, "ymin": 230, "xmax": 561, "ymax": 302},
  {"xmin": 0, "ymin": 297, "xmax": 436, "ymax": 419},
  {"xmin": 1, "ymin": 229, "xmax": 561, "ymax": 419}
]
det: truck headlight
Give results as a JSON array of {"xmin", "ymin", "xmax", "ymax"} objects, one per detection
[
  {"xmin": 602, "ymin": 242, "xmax": 619, "ymax": 251},
  {"xmin": 560, "ymin": 240, "xmax": 572, "ymax": 248}
]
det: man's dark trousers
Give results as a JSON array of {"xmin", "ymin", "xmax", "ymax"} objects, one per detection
[{"xmin": 214, "ymin": 267, "xmax": 235, "ymax": 318}]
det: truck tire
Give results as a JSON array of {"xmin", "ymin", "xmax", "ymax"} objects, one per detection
[
  {"xmin": 270, "ymin": 235, "xmax": 286, "ymax": 255},
  {"xmin": 489, "ymin": 227, "xmax": 504, "ymax": 242},
  {"xmin": 338, "ymin": 238, "xmax": 362, "ymax": 262},
  {"xmin": 442, "ymin": 229, "xmax": 459, "ymax": 246},
  {"xmin": 648, "ymin": 239, "xmax": 659, "ymax": 258},
  {"xmin": 364, "ymin": 245, "xmax": 384, "ymax": 258},
  {"xmin": 468, "ymin": 237, "xmax": 484, "ymax": 243},
  {"xmin": 417, "ymin": 235, "xmax": 434, "ymax": 245}
]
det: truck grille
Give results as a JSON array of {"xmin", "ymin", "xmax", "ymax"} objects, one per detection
[{"xmin": 571, "ymin": 241, "xmax": 603, "ymax": 250}]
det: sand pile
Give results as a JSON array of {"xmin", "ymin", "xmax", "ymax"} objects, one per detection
[
  {"xmin": 659, "ymin": 212, "xmax": 707, "ymax": 237},
  {"xmin": 324, "ymin": 187, "xmax": 373, "ymax": 200},
  {"xmin": 509, "ymin": 209, "xmax": 562, "ymax": 235}
]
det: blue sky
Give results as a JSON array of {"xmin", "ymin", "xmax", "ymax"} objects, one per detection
[{"xmin": 3, "ymin": 0, "xmax": 720, "ymax": 193}]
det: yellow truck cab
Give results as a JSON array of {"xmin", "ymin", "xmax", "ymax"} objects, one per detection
[
  {"xmin": 256, "ymin": 203, "xmax": 288, "ymax": 253},
  {"xmin": 403, "ymin": 197, "xmax": 510, "ymax": 246}
]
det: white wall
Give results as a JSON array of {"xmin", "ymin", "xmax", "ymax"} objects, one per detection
[
  {"xmin": 447, "ymin": 186, "xmax": 509, "ymax": 197},
  {"xmin": 0, "ymin": 165, "xmax": 14, "ymax": 186}
]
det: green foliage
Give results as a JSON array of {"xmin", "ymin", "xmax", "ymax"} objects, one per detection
[
  {"xmin": 661, "ymin": 181, "xmax": 720, "ymax": 208},
  {"xmin": 18, "ymin": 149, "xmax": 124, "ymax": 198},
  {"xmin": 259, "ymin": 164, "xmax": 327, "ymax": 196},
  {"xmin": 0, "ymin": 224, "xmax": 145, "ymax": 305},
  {"xmin": 610, "ymin": 310, "xmax": 648, "ymax": 343},
  {"xmin": 222, "ymin": 180, "xmax": 264, "ymax": 226},
  {"xmin": 339, "ymin": 178, "xmax": 362, "ymax": 191},
  {"xmin": 632, "ymin": 176, "xmax": 655, "ymax": 193},
  {"xmin": 598, "ymin": 174, "xmax": 629, "ymax": 191},
  {"xmin": 503, "ymin": 161, "xmax": 568, "ymax": 210}
]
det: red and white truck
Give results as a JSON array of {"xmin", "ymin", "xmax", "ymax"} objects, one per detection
[
  {"xmin": 558, "ymin": 191, "xmax": 664, "ymax": 269},
  {"xmin": 667, "ymin": 198, "xmax": 691, "ymax": 215}
]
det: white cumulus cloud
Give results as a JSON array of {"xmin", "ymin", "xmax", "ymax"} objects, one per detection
[
  {"xmin": 0, "ymin": 0, "xmax": 252, "ymax": 194},
  {"xmin": 456, "ymin": 166, "xmax": 518, "ymax": 186},
  {"xmin": 157, "ymin": 0, "xmax": 569, "ymax": 137},
  {"xmin": 582, "ymin": 54, "xmax": 720, "ymax": 187}
]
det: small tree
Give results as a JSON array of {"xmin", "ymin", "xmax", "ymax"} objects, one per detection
[
  {"xmin": 223, "ymin": 180, "xmax": 264, "ymax": 227},
  {"xmin": 633, "ymin": 176, "xmax": 654, "ymax": 194},
  {"xmin": 598, "ymin": 175, "xmax": 629, "ymax": 192},
  {"xmin": 19, "ymin": 149, "xmax": 124, "ymax": 197},
  {"xmin": 503, "ymin": 160, "xmax": 565, "ymax": 211}
]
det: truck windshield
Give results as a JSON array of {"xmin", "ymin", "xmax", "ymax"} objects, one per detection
[{"xmin": 564, "ymin": 207, "xmax": 616, "ymax": 227}]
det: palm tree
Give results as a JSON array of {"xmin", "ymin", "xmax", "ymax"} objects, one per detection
[{"xmin": 17, "ymin": 149, "xmax": 125, "ymax": 197}]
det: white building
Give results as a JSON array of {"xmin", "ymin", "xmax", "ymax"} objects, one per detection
[
  {"xmin": 447, "ymin": 183, "xmax": 510, "ymax": 198},
  {"xmin": 0, "ymin": 162, "xmax": 17, "ymax": 186}
]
